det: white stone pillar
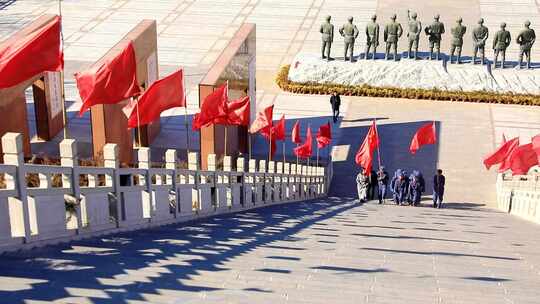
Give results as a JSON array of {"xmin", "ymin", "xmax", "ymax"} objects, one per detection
[
  {"xmin": 137, "ymin": 148, "xmax": 152, "ymax": 219},
  {"xmin": 103, "ymin": 143, "xmax": 121, "ymax": 227},
  {"xmin": 223, "ymin": 156, "xmax": 233, "ymax": 209},
  {"xmin": 60, "ymin": 139, "xmax": 82, "ymax": 230},
  {"xmin": 188, "ymin": 152, "xmax": 199, "ymax": 213},
  {"xmin": 1, "ymin": 133, "xmax": 30, "ymax": 241}
]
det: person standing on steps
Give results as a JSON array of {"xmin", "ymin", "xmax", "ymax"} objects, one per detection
[
  {"xmin": 377, "ymin": 166, "xmax": 389, "ymax": 204},
  {"xmin": 433, "ymin": 169, "xmax": 446, "ymax": 208},
  {"xmin": 329, "ymin": 91, "xmax": 341, "ymax": 123},
  {"xmin": 367, "ymin": 169, "xmax": 377, "ymax": 200},
  {"xmin": 356, "ymin": 168, "xmax": 369, "ymax": 203}
]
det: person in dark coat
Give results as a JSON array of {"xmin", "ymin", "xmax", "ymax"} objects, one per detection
[
  {"xmin": 409, "ymin": 170, "xmax": 425, "ymax": 206},
  {"xmin": 377, "ymin": 166, "xmax": 389, "ymax": 204},
  {"xmin": 433, "ymin": 169, "xmax": 445, "ymax": 208},
  {"xmin": 330, "ymin": 92, "xmax": 341, "ymax": 123},
  {"xmin": 390, "ymin": 169, "xmax": 400, "ymax": 204},
  {"xmin": 367, "ymin": 169, "xmax": 377, "ymax": 200},
  {"xmin": 392, "ymin": 169, "xmax": 408, "ymax": 205}
]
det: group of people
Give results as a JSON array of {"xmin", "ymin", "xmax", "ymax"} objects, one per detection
[
  {"xmin": 356, "ymin": 167, "xmax": 446, "ymax": 208},
  {"xmin": 320, "ymin": 12, "xmax": 536, "ymax": 69}
]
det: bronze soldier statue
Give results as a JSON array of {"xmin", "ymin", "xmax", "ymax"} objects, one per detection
[
  {"xmin": 339, "ymin": 16, "xmax": 359, "ymax": 62},
  {"xmin": 407, "ymin": 11, "xmax": 422, "ymax": 59},
  {"xmin": 320, "ymin": 15, "xmax": 334, "ymax": 61},
  {"xmin": 384, "ymin": 14, "xmax": 403, "ymax": 61},
  {"xmin": 472, "ymin": 18, "xmax": 489, "ymax": 65},
  {"xmin": 365, "ymin": 14, "xmax": 380, "ymax": 60},
  {"xmin": 516, "ymin": 20, "xmax": 536, "ymax": 69},
  {"xmin": 449, "ymin": 17, "xmax": 467, "ymax": 64},
  {"xmin": 425, "ymin": 14, "xmax": 445, "ymax": 60},
  {"xmin": 493, "ymin": 22, "xmax": 511, "ymax": 69}
]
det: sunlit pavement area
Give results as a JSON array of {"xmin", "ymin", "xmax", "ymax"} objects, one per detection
[{"xmin": 1, "ymin": 199, "xmax": 539, "ymax": 304}]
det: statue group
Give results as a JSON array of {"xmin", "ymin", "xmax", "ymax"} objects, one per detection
[{"xmin": 319, "ymin": 13, "xmax": 536, "ymax": 69}]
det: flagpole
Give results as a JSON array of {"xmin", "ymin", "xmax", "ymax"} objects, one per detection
[
  {"xmin": 316, "ymin": 145, "xmax": 319, "ymax": 168},
  {"xmin": 296, "ymin": 143, "xmax": 299, "ymax": 167},
  {"xmin": 248, "ymin": 132, "xmax": 252, "ymax": 161},
  {"xmin": 58, "ymin": 0, "xmax": 68, "ymax": 139},
  {"xmin": 183, "ymin": 75, "xmax": 190, "ymax": 154},
  {"xmin": 374, "ymin": 118, "xmax": 382, "ymax": 170},
  {"xmin": 224, "ymin": 126, "xmax": 228, "ymax": 157},
  {"xmin": 135, "ymin": 96, "xmax": 142, "ymax": 147},
  {"xmin": 282, "ymin": 141, "xmax": 286, "ymax": 164},
  {"xmin": 268, "ymin": 130, "xmax": 272, "ymax": 163}
]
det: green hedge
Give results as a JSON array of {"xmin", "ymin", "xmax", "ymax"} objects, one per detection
[{"xmin": 276, "ymin": 65, "xmax": 540, "ymax": 106}]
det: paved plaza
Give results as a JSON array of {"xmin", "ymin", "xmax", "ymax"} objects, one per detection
[
  {"xmin": 1, "ymin": 199, "xmax": 539, "ymax": 304},
  {"xmin": 2, "ymin": 0, "xmax": 540, "ymax": 303}
]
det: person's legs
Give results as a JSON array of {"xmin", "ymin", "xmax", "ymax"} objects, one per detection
[
  {"xmin": 433, "ymin": 192, "xmax": 438, "ymax": 208},
  {"xmin": 437, "ymin": 192, "xmax": 444, "ymax": 208},
  {"xmin": 326, "ymin": 42, "xmax": 332, "ymax": 60}
]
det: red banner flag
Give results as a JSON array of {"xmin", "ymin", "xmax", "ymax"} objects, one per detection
[
  {"xmin": 316, "ymin": 122, "xmax": 332, "ymax": 149},
  {"xmin": 249, "ymin": 105, "xmax": 274, "ymax": 134},
  {"xmin": 291, "ymin": 120, "xmax": 302, "ymax": 144},
  {"xmin": 294, "ymin": 126, "xmax": 313, "ymax": 159},
  {"xmin": 0, "ymin": 15, "xmax": 63, "ymax": 89},
  {"xmin": 76, "ymin": 42, "xmax": 140, "ymax": 116},
  {"xmin": 262, "ymin": 115, "xmax": 285, "ymax": 141},
  {"xmin": 483, "ymin": 137, "xmax": 519, "ymax": 170},
  {"xmin": 533, "ymin": 135, "xmax": 540, "ymax": 164},
  {"xmin": 126, "ymin": 69, "xmax": 185, "ymax": 129},
  {"xmin": 355, "ymin": 120, "xmax": 379, "ymax": 173},
  {"xmin": 219, "ymin": 96, "xmax": 250, "ymax": 126},
  {"xmin": 507, "ymin": 143, "xmax": 539, "ymax": 175},
  {"xmin": 192, "ymin": 83, "xmax": 228, "ymax": 131},
  {"xmin": 409, "ymin": 122, "xmax": 436, "ymax": 154}
]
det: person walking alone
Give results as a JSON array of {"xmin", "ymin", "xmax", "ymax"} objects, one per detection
[
  {"xmin": 433, "ymin": 169, "xmax": 445, "ymax": 208},
  {"xmin": 330, "ymin": 91, "xmax": 341, "ymax": 123}
]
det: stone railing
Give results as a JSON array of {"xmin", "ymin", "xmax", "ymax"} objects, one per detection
[
  {"xmin": 0, "ymin": 133, "xmax": 330, "ymax": 253},
  {"xmin": 496, "ymin": 173, "xmax": 540, "ymax": 224}
]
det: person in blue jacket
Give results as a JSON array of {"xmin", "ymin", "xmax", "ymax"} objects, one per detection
[
  {"xmin": 376, "ymin": 166, "xmax": 389, "ymax": 204},
  {"xmin": 409, "ymin": 170, "xmax": 425, "ymax": 206}
]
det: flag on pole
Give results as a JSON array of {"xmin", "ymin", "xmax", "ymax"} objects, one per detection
[
  {"xmin": 409, "ymin": 121, "xmax": 436, "ymax": 154},
  {"xmin": 0, "ymin": 15, "xmax": 64, "ymax": 89},
  {"xmin": 249, "ymin": 105, "xmax": 274, "ymax": 134},
  {"xmin": 215, "ymin": 95, "xmax": 250, "ymax": 126},
  {"xmin": 355, "ymin": 120, "xmax": 379, "ymax": 173},
  {"xmin": 125, "ymin": 69, "xmax": 185, "ymax": 129},
  {"xmin": 316, "ymin": 122, "xmax": 332, "ymax": 149},
  {"xmin": 291, "ymin": 120, "xmax": 302, "ymax": 144},
  {"xmin": 261, "ymin": 115, "xmax": 285, "ymax": 156},
  {"xmin": 192, "ymin": 83, "xmax": 228, "ymax": 130},
  {"xmin": 506, "ymin": 143, "xmax": 539, "ymax": 175},
  {"xmin": 483, "ymin": 137, "xmax": 519, "ymax": 170},
  {"xmin": 294, "ymin": 126, "xmax": 313, "ymax": 159},
  {"xmin": 76, "ymin": 42, "xmax": 140, "ymax": 116},
  {"xmin": 533, "ymin": 134, "xmax": 540, "ymax": 164}
]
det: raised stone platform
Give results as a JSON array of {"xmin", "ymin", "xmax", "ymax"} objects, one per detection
[{"xmin": 288, "ymin": 53, "xmax": 540, "ymax": 95}]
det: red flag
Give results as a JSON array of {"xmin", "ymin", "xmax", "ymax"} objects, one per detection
[
  {"xmin": 0, "ymin": 15, "xmax": 63, "ymax": 89},
  {"xmin": 316, "ymin": 122, "xmax": 332, "ymax": 149},
  {"xmin": 507, "ymin": 143, "xmax": 538, "ymax": 175},
  {"xmin": 192, "ymin": 83, "xmax": 228, "ymax": 131},
  {"xmin": 249, "ymin": 105, "xmax": 274, "ymax": 134},
  {"xmin": 76, "ymin": 42, "xmax": 140, "ymax": 116},
  {"xmin": 533, "ymin": 135, "xmax": 540, "ymax": 163},
  {"xmin": 126, "ymin": 69, "xmax": 185, "ymax": 129},
  {"xmin": 409, "ymin": 122, "xmax": 436, "ymax": 154},
  {"xmin": 262, "ymin": 115, "xmax": 285, "ymax": 141},
  {"xmin": 483, "ymin": 137, "xmax": 519, "ymax": 170},
  {"xmin": 355, "ymin": 121, "xmax": 379, "ymax": 173},
  {"xmin": 219, "ymin": 96, "xmax": 250, "ymax": 126},
  {"xmin": 291, "ymin": 120, "xmax": 302, "ymax": 144},
  {"xmin": 294, "ymin": 126, "xmax": 313, "ymax": 159}
]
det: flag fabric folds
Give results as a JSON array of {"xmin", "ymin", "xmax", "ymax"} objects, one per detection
[
  {"xmin": 532, "ymin": 135, "xmax": 540, "ymax": 164},
  {"xmin": 0, "ymin": 15, "xmax": 63, "ymax": 89},
  {"xmin": 483, "ymin": 137, "xmax": 519, "ymax": 170},
  {"xmin": 192, "ymin": 83, "xmax": 228, "ymax": 130},
  {"xmin": 294, "ymin": 126, "xmax": 313, "ymax": 159},
  {"xmin": 316, "ymin": 122, "xmax": 332, "ymax": 149},
  {"xmin": 126, "ymin": 69, "xmax": 185, "ymax": 129},
  {"xmin": 76, "ymin": 42, "xmax": 140, "ymax": 116},
  {"xmin": 291, "ymin": 120, "xmax": 302, "ymax": 144},
  {"xmin": 355, "ymin": 121, "xmax": 379, "ymax": 173},
  {"xmin": 409, "ymin": 122, "xmax": 436, "ymax": 154},
  {"xmin": 249, "ymin": 105, "xmax": 274, "ymax": 134},
  {"xmin": 261, "ymin": 115, "xmax": 285, "ymax": 157},
  {"xmin": 506, "ymin": 143, "xmax": 538, "ymax": 175},
  {"xmin": 218, "ymin": 96, "xmax": 250, "ymax": 126}
]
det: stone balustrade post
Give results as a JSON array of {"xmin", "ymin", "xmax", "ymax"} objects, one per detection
[
  {"xmin": 207, "ymin": 154, "xmax": 220, "ymax": 210},
  {"xmin": 2, "ymin": 133, "xmax": 31, "ymax": 240},
  {"xmin": 268, "ymin": 161, "xmax": 275, "ymax": 202},
  {"xmin": 223, "ymin": 156, "xmax": 233, "ymax": 208},
  {"xmin": 137, "ymin": 148, "xmax": 152, "ymax": 219},
  {"xmin": 60, "ymin": 139, "xmax": 82, "ymax": 230},
  {"xmin": 103, "ymin": 143, "xmax": 121, "ymax": 226},
  {"xmin": 165, "ymin": 149, "xmax": 178, "ymax": 215},
  {"xmin": 188, "ymin": 152, "xmax": 200, "ymax": 212}
]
